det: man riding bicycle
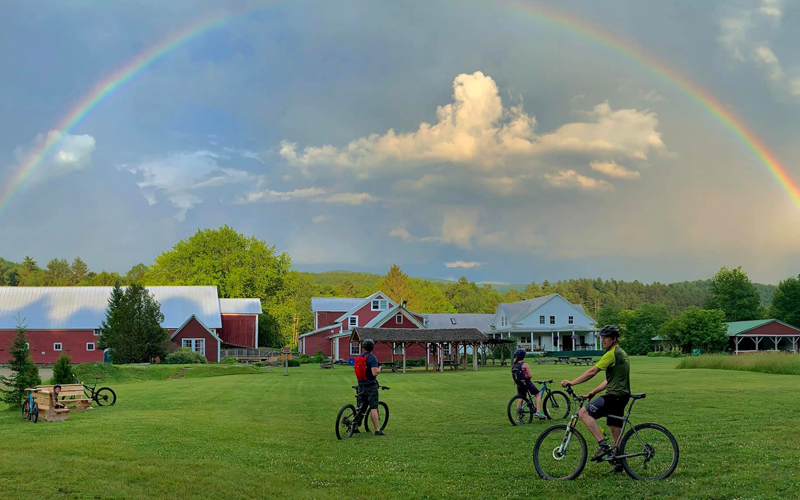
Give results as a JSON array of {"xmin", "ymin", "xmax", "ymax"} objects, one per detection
[
  {"xmin": 353, "ymin": 338, "xmax": 385, "ymax": 436},
  {"xmin": 561, "ymin": 325, "xmax": 630, "ymax": 471}
]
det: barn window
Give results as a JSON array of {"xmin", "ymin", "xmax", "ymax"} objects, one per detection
[
  {"xmin": 395, "ymin": 314, "xmax": 403, "ymax": 324},
  {"xmin": 182, "ymin": 339, "xmax": 205, "ymax": 356},
  {"xmin": 350, "ymin": 343, "xmax": 360, "ymax": 355},
  {"xmin": 372, "ymin": 299, "xmax": 388, "ymax": 311},
  {"xmin": 87, "ymin": 343, "xmax": 95, "ymax": 351},
  {"xmin": 349, "ymin": 316, "xmax": 358, "ymax": 328},
  {"xmin": 54, "ymin": 343, "xmax": 62, "ymax": 351},
  {"xmin": 93, "ymin": 329, "xmax": 101, "ymax": 336}
]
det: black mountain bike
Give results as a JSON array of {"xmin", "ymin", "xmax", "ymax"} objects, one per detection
[
  {"xmin": 508, "ymin": 379, "xmax": 570, "ymax": 425},
  {"xmin": 533, "ymin": 384, "xmax": 679, "ymax": 480},
  {"xmin": 73, "ymin": 375, "xmax": 117, "ymax": 406},
  {"xmin": 335, "ymin": 384, "xmax": 389, "ymax": 440}
]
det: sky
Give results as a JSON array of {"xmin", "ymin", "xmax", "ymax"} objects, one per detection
[{"xmin": 1, "ymin": 0, "xmax": 799, "ymax": 285}]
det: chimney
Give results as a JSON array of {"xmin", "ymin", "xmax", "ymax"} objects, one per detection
[{"xmin": 402, "ymin": 300, "xmax": 407, "ymax": 308}]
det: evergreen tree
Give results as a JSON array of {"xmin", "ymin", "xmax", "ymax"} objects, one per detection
[
  {"xmin": 98, "ymin": 283, "xmax": 126, "ymax": 357},
  {"xmin": 52, "ymin": 353, "xmax": 75, "ymax": 384},
  {"xmin": 43, "ymin": 258, "xmax": 74, "ymax": 285},
  {"xmin": 19, "ymin": 256, "xmax": 42, "ymax": 286},
  {"xmin": 100, "ymin": 283, "xmax": 169, "ymax": 364},
  {"xmin": 0, "ymin": 317, "xmax": 41, "ymax": 407},
  {"xmin": 71, "ymin": 257, "xmax": 90, "ymax": 284},
  {"xmin": 380, "ymin": 264, "xmax": 411, "ymax": 303}
]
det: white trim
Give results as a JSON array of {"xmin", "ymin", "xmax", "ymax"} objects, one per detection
[
  {"xmin": 169, "ymin": 314, "xmax": 222, "ymax": 343},
  {"xmin": 54, "ymin": 342, "xmax": 62, "ymax": 351},
  {"xmin": 371, "ymin": 299, "xmax": 389, "ymax": 311},
  {"xmin": 350, "ymin": 342, "xmax": 361, "ymax": 355},
  {"xmin": 93, "ymin": 329, "xmax": 101, "ymax": 336},
  {"xmin": 255, "ymin": 315, "xmax": 259, "ymax": 348},
  {"xmin": 334, "ymin": 291, "xmax": 397, "ymax": 323},
  {"xmin": 568, "ymin": 316, "xmax": 574, "ymax": 325},
  {"xmin": 86, "ymin": 342, "xmax": 95, "ymax": 351},
  {"xmin": 365, "ymin": 304, "xmax": 426, "ymax": 329},
  {"xmin": 349, "ymin": 316, "xmax": 359, "ymax": 328},
  {"xmin": 395, "ymin": 314, "xmax": 403, "ymax": 325},
  {"xmin": 299, "ymin": 324, "xmax": 340, "ymax": 339},
  {"xmin": 182, "ymin": 338, "xmax": 206, "ymax": 356}
]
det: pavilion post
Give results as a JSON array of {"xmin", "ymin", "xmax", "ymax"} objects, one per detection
[
  {"xmin": 772, "ymin": 336, "xmax": 779, "ymax": 351},
  {"xmin": 754, "ymin": 336, "xmax": 762, "ymax": 352},
  {"xmin": 439, "ymin": 344, "xmax": 444, "ymax": 372},
  {"xmin": 425, "ymin": 343, "xmax": 429, "ymax": 372},
  {"xmin": 402, "ymin": 342, "xmax": 407, "ymax": 374},
  {"xmin": 734, "ymin": 336, "xmax": 742, "ymax": 354},
  {"xmin": 791, "ymin": 336, "xmax": 798, "ymax": 353},
  {"xmin": 473, "ymin": 343, "xmax": 478, "ymax": 371}
]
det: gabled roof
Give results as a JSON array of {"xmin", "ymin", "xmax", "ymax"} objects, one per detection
[
  {"xmin": 497, "ymin": 293, "xmax": 595, "ymax": 325},
  {"xmin": 364, "ymin": 304, "xmax": 425, "ymax": 329},
  {"xmin": 219, "ymin": 298, "xmax": 262, "ymax": 315},
  {"xmin": 169, "ymin": 315, "xmax": 222, "ymax": 343},
  {"xmin": 726, "ymin": 319, "xmax": 800, "ymax": 336},
  {"xmin": 0, "ymin": 286, "xmax": 223, "ymax": 330},
  {"xmin": 311, "ymin": 297, "xmax": 365, "ymax": 312},
  {"xmin": 299, "ymin": 324, "xmax": 341, "ymax": 338},
  {"xmin": 334, "ymin": 291, "xmax": 396, "ymax": 323},
  {"xmin": 426, "ymin": 314, "xmax": 494, "ymax": 332}
]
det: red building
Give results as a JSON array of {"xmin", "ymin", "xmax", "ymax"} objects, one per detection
[
  {"xmin": 0, "ymin": 286, "xmax": 261, "ymax": 364},
  {"xmin": 300, "ymin": 291, "xmax": 427, "ymax": 362}
]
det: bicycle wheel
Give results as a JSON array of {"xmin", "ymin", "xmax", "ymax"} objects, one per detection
[
  {"xmin": 30, "ymin": 403, "xmax": 39, "ymax": 423},
  {"xmin": 364, "ymin": 402, "xmax": 389, "ymax": 432},
  {"xmin": 533, "ymin": 424, "xmax": 588, "ymax": 480},
  {"xmin": 335, "ymin": 404, "xmax": 357, "ymax": 440},
  {"xmin": 543, "ymin": 391, "xmax": 571, "ymax": 420},
  {"xmin": 94, "ymin": 387, "xmax": 117, "ymax": 407},
  {"xmin": 507, "ymin": 395, "xmax": 534, "ymax": 425},
  {"xmin": 22, "ymin": 400, "xmax": 30, "ymax": 420},
  {"xmin": 619, "ymin": 423, "xmax": 679, "ymax": 480}
]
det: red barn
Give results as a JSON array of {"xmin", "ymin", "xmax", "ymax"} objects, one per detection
[{"xmin": 0, "ymin": 286, "xmax": 261, "ymax": 363}]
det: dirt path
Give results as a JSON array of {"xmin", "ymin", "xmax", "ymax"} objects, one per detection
[
  {"xmin": 0, "ymin": 367, "xmax": 53, "ymax": 380},
  {"xmin": 167, "ymin": 368, "xmax": 190, "ymax": 380}
]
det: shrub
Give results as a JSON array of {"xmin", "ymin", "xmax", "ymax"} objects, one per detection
[
  {"xmin": 298, "ymin": 354, "xmax": 312, "ymax": 364},
  {"xmin": 52, "ymin": 353, "xmax": 75, "ymax": 384},
  {"xmin": 313, "ymin": 349, "xmax": 326, "ymax": 363},
  {"xmin": 0, "ymin": 320, "xmax": 41, "ymax": 408},
  {"xmin": 162, "ymin": 347, "xmax": 208, "ymax": 364},
  {"xmin": 220, "ymin": 356, "xmax": 238, "ymax": 364},
  {"xmin": 254, "ymin": 361, "xmax": 265, "ymax": 367},
  {"xmin": 287, "ymin": 359, "xmax": 300, "ymax": 367}
]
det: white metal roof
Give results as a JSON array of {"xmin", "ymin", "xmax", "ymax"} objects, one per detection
[
  {"xmin": 426, "ymin": 314, "xmax": 495, "ymax": 332},
  {"xmin": 310, "ymin": 297, "xmax": 364, "ymax": 312},
  {"xmin": 219, "ymin": 298, "xmax": 262, "ymax": 315},
  {"xmin": 0, "ymin": 286, "xmax": 223, "ymax": 330}
]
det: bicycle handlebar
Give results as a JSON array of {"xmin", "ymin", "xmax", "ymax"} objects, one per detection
[{"xmin": 563, "ymin": 384, "xmax": 586, "ymax": 403}]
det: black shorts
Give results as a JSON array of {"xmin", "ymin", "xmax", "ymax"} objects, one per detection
[
  {"xmin": 357, "ymin": 381, "xmax": 379, "ymax": 410},
  {"xmin": 586, "ymin": 394, "xmax": 630, "ymax": 428}
]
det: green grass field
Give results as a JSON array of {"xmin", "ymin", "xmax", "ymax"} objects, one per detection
[
  {"xmin": 677, "ymin": 352, "xmax": 800, "ymax": 375},
  {"xmin": 1, "ymin": 358, "xmax": 798, "ymax": 499}
]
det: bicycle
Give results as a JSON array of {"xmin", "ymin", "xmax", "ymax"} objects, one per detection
[
  {"xmin": 507, "ymin": 379, "xmax": 570, "ymax": 425},
  {"xmin": 532, "ymin": 384, "xmax": 679, "ymax": 480},
  {"xmin": 21, "ymin": 389, "xmax": 40, "ymax": 423},
  {"xmin": 335, "ymin": 384, "xmax": 390, "ymax": 440},
  {"xmin": 73, "ymin": 375, "xmax": 117, "ymax": 406}
]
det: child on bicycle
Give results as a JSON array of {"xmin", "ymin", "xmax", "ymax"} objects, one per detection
[{"xmin": 512, "ymin": 349, "xmax": 545, "ymax": 420}]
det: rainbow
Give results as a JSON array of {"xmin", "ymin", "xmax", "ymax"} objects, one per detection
[{"xmin": 2, "ymin": 1, "xmax": 798, "ymax": 217}]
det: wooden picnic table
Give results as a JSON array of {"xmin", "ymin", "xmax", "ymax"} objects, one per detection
[
  {"xmin": 554, "ymin": 356, "xmax": 571, "ymax": 365},
  {"xmin": 576, "ymin": 357, "xmax": 594, "ymax": 365}
]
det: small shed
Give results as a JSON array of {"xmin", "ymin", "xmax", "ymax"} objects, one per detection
[{"xmin": 350, "ymin": 327, "xmax": 489, "ymax": 373}]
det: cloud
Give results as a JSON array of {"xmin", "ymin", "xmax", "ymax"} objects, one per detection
[
  {"xmin": 312, "ymin": 214, "xmax": 332, "ymax": 223},
  {"xmin": 389, "ymin": 228, "xmax": 414, "ymax": 242},
  {"xmin": 223, "ymin": 147, "xmax": 265, "ymax": 164},
  {"xmin": 719, "ymin": 1, "xmax": 787, "ymax": 85},
  {"xmin": 444, "ymin": 261, "xmax": 483, "ymax": 268},
  {"xmin": 791, "ymin": 78, "xmax": 800, "ymax": 96},
  {"xmin": 753, "ymin": 46, "xmax": 784, "ymax": 80},
  {"xmin": 280, "ymin": 72, "xmax": 665, "ymax": 173},
  {"xmin": 122, "ymin": 150, "xmax": 253, "ymax": 221},
  {"xmin": 638, "ymin": 90, "xmax": 664, "ymax": 102},
  {"xmin": 236, "ymin": 187, "xmax": 378, "ymax": 205},
  {"xmin": 543, "ymin": 170, "xmax": 614, "ymax": 191},
  {"xmin": 11, "ymin": 131, "xmax": 96, "ymax": 187},
  {"xmin": 590, "ymin": 161, "xmax": 641, "ymax": 180}
]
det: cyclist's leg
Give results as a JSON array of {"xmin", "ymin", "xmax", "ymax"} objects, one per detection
[
  {"xmin": 578, "ymin": 405, "xmax": 603, "ymax": 442},
  {"xmin": 524, "ymin": 381, "xmax": 543, "ymax": 416},
  {"xmin": 364, "ymin": 383, "xmax": 382, "ymax": 433}
]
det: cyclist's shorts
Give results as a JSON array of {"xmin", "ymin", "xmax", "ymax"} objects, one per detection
[
  {"xmin": 586, "ymin": 394, "xmax": 630, "ymax": 427},
  {"xmin": 358, "ymin": 381, "xmax": 379, "ymax": 410},
  {"xmin": 516, "ymin": 380, "xmax": 539, "ymax": 398}
]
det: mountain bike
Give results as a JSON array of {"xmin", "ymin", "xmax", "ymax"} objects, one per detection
[
  {"xmin": 532, "ymin": 384, "xmax": 679, "ymax": 480},
  {"xmin": 335, "ymin": 384, "xmax": 390, "ymax": 440},
  {"xmin": 508, "ymin": 379, "xmax": 570, "ymax": 425},
  {"xmin": 73, "ymin": 375, "xmax": 116, "ymax": 406},
  {"xmin": 21, "ymin": 389, "xmax": 40, "ymax": 423}
]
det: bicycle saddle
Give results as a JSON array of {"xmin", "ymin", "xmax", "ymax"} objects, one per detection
[
  {"xmin": 533, "ymin": 380, "xmax": 553, "ymax": 384},
  {"xmin": 629, "ymin": 393, "xmax": 646, "ymax": 400},
  {"xmin": 351, "ymin": 386, "xmax": 358, "ymax": 389}
]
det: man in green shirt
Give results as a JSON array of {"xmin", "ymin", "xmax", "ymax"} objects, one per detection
[{"xmin": 561, "ymin": 324, "xmax": 630, "ymax": 468}]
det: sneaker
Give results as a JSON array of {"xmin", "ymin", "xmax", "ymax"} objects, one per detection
[
  {"xmin": 591, "ymin": 443, "xmax": 612, "ymax": 462},
  {"xmin": 607, "ymin": 459, "xmax": 624, "ymax": 473},
  {"xmin": 534, "ymin": 412, "xmax": 547, "ymax": 420},
  {"xmin": 374, "ymin": 430, "xmax": 386, "ymax": 436}
]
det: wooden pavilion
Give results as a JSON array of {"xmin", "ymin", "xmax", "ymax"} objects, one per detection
[{"xmin": 351, "ymin": 327, "xmax": 506, "ymax": 373}]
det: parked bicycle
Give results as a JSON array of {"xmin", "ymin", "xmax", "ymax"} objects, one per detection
[
  {"xmin": 507, "ymin": 379, "xmax": 570, "ymax": 425},
  {"xmin": 335, "ymin": 384, "xmax": 390, "ymax": 440},
  {"xmin": 21, "ymin": 389, "xmax": 40, "ymax": 423},
  {"xmin": 532, "ymin": 384, "xmax": 679, "ymax": 480},
  {"xmin": 73, "ymin": 375, "xmax": 117, "ymax": 406}
]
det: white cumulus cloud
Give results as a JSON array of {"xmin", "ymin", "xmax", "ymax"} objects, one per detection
[
  {"xmin": 11, "ymin": 131, "xmax": 96, "ymax": 187},
  {"xmin": 590, "ymin": 161, "xmax": 641, "ymax": 180},
  {"xmin": 444, "ymin": 261, "xmax": 483, "ymax": 269},
  {"xmin": 236, "ymin": 187, "xmax": 378, "ymax": 206},
  {"xmin": 543, "ymin": 170, "xmax": 614, "ymax": 191}
]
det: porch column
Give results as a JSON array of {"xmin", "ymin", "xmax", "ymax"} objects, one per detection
[
  {"xmin": 402, "ymin": 342, "xmax": 407, "ymax": 374},
  {"xmin": 463, "ymin": 344, "xmax": 468, "ymax": 370},
  {"xmin": 791, "ymin": 336, "xmax": 798, "ymax": 353},
  {"xmin": 772, "ymin": 336, "xmax": 779, "ymax": 351},
  {"xmin": 753, "ymin": 336, "xmax": 763, "ymax": 352},
  {"xmin": 734, "ymin": 336, "xmax": 742, "ymax": 354}
]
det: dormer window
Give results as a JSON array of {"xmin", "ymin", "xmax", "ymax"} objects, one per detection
[
  {"xmin": 349, "ymin": 316, "xmax": 358, "ymax": 328},
  {"xmin": 371, "ymin": 299, "xmax": 388, "ymax": 311}
]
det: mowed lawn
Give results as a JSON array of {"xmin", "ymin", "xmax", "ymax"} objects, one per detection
[{"xmin": 1, "ymin": 358, "xmax": 798, "ymax": 500}]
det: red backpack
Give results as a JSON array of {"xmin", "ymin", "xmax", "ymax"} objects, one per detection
[{"xmin": 354, "ymin": 352, "xmax": 372, "ymax": 382}]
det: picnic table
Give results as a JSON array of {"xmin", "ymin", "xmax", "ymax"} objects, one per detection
[
  {"xmin": 575, "ymin": 357, "xmax": 594, "ymax": 366},
  {"xmin": 554, "ymin": 356, "xmax": 572, "ymax": 365}
]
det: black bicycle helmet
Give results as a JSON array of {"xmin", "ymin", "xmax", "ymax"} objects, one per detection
[
  {"xmin": 362, "ymin": 338, "xmax": 375, "ymax": 350},
  {"xmin": 598, "ymin": 324, "xmax": 620, "ymax": 337},
  {"xmin": 514, "ymin": 348, "xmax": 526, "ymax": 360}
]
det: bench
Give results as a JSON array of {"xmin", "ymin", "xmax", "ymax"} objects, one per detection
[
  {"xmin": 320, "ymin": 362, "xmax": 332, "ymax": 369},
  {"xmin": 36, "ymin": 384, "xmax": 92, "ymax": 411},
  {"xmin": 26, "ymin": 388, "xmax": 72, "ymax": 422},
  {"xmin": 553, "ymin": 356, "xmax": 572, "ymax": 365},
  {"xmin": 576, "ymin": 357, "xmax": 594, "ymax": 365}
]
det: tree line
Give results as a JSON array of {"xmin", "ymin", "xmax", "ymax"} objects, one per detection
[{"xmin": 2, "ymin": 226, "xmax": 798, "ymax": 350}]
